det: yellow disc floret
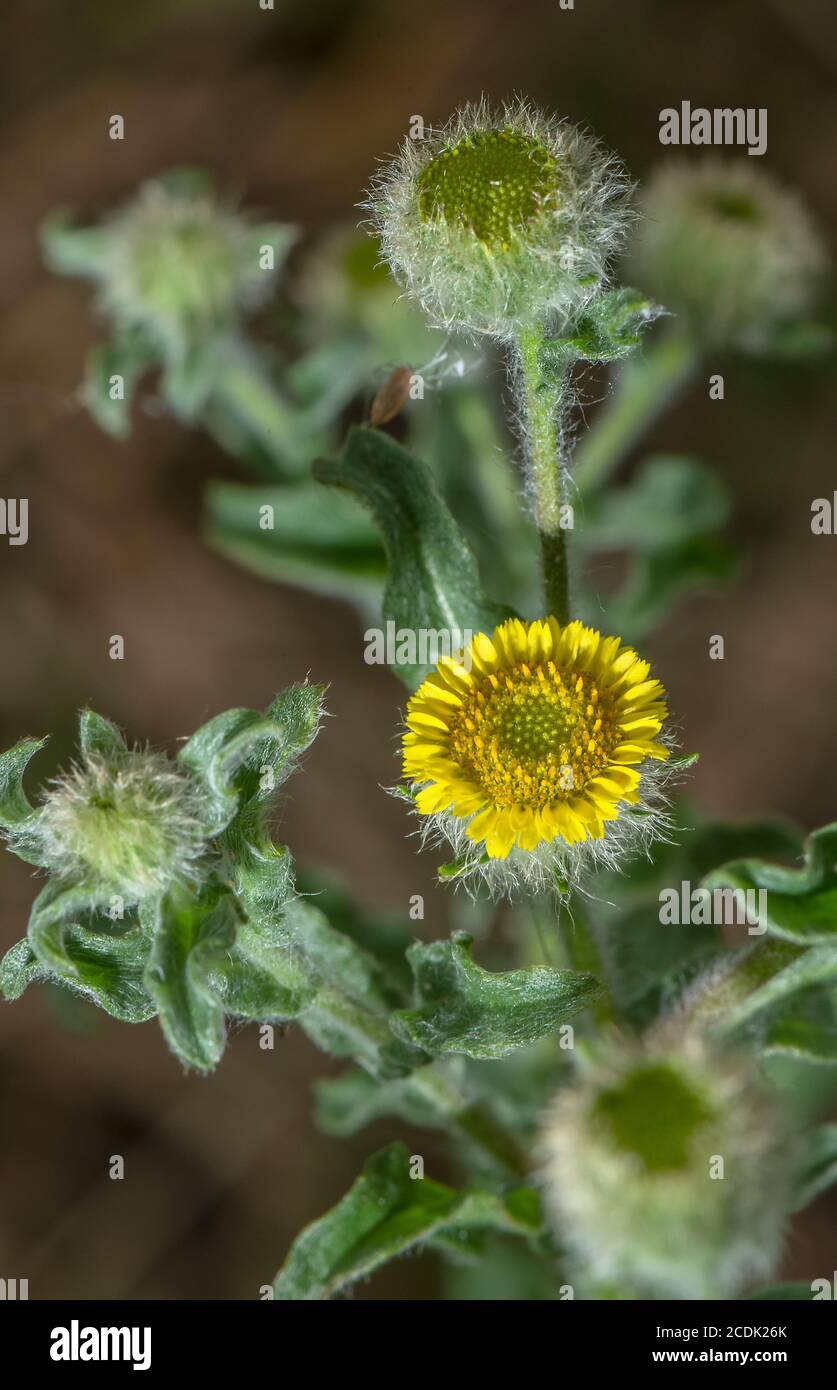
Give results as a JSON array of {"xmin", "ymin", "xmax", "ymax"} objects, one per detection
[{"xmin": 403, "ymin": 617, "xmax": 669, "ymax": 860}]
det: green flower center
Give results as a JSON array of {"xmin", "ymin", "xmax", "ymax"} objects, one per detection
[
  {"xmin": 417, "ymin": 128, "xmax": 558, "ymax": 250},
  {"xmin": 593, "ymin": 1064, "xmax": 712, "ymax": 1173},
  {"xmin": 701, "ymin": 191, "xmax": 761, "ymax": 223}
]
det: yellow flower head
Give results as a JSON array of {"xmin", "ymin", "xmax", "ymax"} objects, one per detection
[{"xmin": 403, "ymin": 617, "xmax": 671, "ymax": 889}]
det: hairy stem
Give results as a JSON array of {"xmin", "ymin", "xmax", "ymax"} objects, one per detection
[
  {"xmin": 666, "ymin": 939, "xmax": 837, "ymax": 1039},
  {"xmin": 573, "ymin": 328, "xmax": 699, "ymax": 496},
  {"xmin": 515, "ymin": 327, "xmax": 570, "ymax": 623}
]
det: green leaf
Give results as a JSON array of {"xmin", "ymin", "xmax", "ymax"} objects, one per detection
[
  {"xmin": 10, "ymin": 879, "xmax": 157, "ymax": 1022},
  {"xmin": 792, "ymin": 1124, "xmax": 837, "ymax": 1211},
  {"xmin": 82, "ymin": 331, "xmax": 155, "ymax": 439},
  {"xmin": 40, "ymin": 210, "xmax": 111, "ymax": 280},
  {"xmin": 78, "ymin": 709, "xmax": 128, "ymax": 762},
  {"xmin": 539, "ymin": 287, "xmax": 660, "ymax": 370},
  {"xmin": 0, "ymin": 736, "xmax": 47, "ymax": 837},
  {"xmin": 763, "ymin": 1010, "xmax": 837, "ymax": 1067},
  {"xmin": 160, "ymin": 340, "xmax": 227, "ymax": 421},
  {"xmin": 314, "ymin": 1066, "xmax": 452, "ymax": 1137},
  {"xmin": 598, "ymin": 532, "xmax": 739, "ymax": 639},
  {"xmin": 702, "ymin": 823, "xmax": 837, "ymax": 945},
  {"xmin": 177, "ymin": 683, "xmax": 324, "ymax": 833},
  {"xmin": 314, "ymin": 426, "xmax": 511, "ymax": 687},
  {"xmin": 204, "ymin": 478, "xmax": 385, "ymax": 605},
  {"xmin": 142, "ymin": 886, "xmax": 238, "ymax": 1071},
  {"xmin": 577, "ymin": 455, "xmax": 730, "ymax": 555},
  {"xmin": 272, "ymin": 1141, "xmax": 542, "ymax": 1300},
  {"xmin": 390, "ymin": 933, "xmax": 601, "ymax": 1059},
  {"xmin": 759, "ymin": 320, "xmax": 834, "ymax": 361}
]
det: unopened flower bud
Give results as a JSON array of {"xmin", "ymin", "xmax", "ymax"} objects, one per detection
[
  {"xmin": 540, "ymin": 1031, "xmax": 790, "ymax": 1298},
  {"xmin": 367, "ymin": 98, "xmax": 633, "ymax": 340}
]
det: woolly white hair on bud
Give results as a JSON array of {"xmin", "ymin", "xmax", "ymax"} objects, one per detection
[
  {"xmin": 539, "ymin": 1029, "xmax": 791, "ymax": 1299},
  {"xmin": 100, "ymin": 179, "xmax": 276, "ymax": 357},
  {"xmin": 630, "ymin": 158, "xmax": 828, "ymax": 352},
  {"xmin": 20, "ymin": 747, "xmax": 207, "ymax": 901},
  {"xmin": 366, "ymin": 97, "xmax": 634, "ymax": 341}
]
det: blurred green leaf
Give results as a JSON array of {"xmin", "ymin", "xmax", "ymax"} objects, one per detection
[
  {"xmin": 40, "ymin": 211, "xmax": 111, "ymax": 279},
  {"xmin": 391, "ymin": 932, "xmax": 601, "ymax": 1059},
  {"xmin": 792, "ymin": 1124, "xmax": 837, "ymax": 1212},
  {"xmin": 315, "ymin": 426, "xmax": 511, "ymax": 687},
  {"xmin": 703, "ymin": 823, "xmax": 837, "ymax": 945},
  {"xmin": 578, "ymin": 455, "xmax": 730, "ymax": 554},
  {"xmin": 272, "ymin": 1141, "xmax": 542, "ymax": 1300},
  {"xmin": 204, "ymin": 478, "xmax": 385, "ymax": 605},
  {"xmin": 82, "ymin": 332, "xmax": 155, "ymax": 439},
  {"xmin": 601, "ymin": 532, "xmax": 739, "ymax": 639},
  {"xmin": 314, "ymin": 1065, "xmax": 451, "ymax": 1137}
]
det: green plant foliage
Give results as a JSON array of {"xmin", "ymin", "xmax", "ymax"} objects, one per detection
[
  {"xmin": 391, "ymin": 933, "xmax": 602, "ymax": 1058},
  {"xmin": 315, "ymin": 426, "xmax": 511, "ymax": 686},
  {"xmin": 272, "ymin": 1141, "xmax": 542, "ymax": 1300}
]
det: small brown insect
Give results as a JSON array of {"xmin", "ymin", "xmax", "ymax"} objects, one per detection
[{"xmin": 369, "ymin": 365, "xmax": 413, "ymax": 428}]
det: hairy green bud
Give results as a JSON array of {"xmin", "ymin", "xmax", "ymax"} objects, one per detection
[
  {"xmin": 99, "ymin": 175, "xmax": 281, "ymax": 356},
  {"xmin": 630, "ymin": 159, "xmax": 827, "ymax": 352},
  {"xmin": 540, "ymin": 1031, "xmax": 791, "ymax": 1299},
  {"xmin": 367, "ymin": 97, "xmax": 633, "ymax": 340},
  {"xmin": 28, "ymin": 747, "xmax": 206, "ymax": 900}
]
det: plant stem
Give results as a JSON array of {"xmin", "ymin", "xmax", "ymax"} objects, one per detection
[
  {"xmin": 666, "ymin": 939, "xmax": 837, "ymax": 1039},
  {"xmin": 573, "ymin": 328, "xmax": 699, "ymax": 497},
  {"xmin": 515, "ymin": 326, "xmax": 570, "ymax": 623},
  {"xmin": 208, "ymin": 341, "xmax": 316, "ymax": 478},
  {"xmin": 301, "ymin": 991, "xmax": 527, "ymax": 1179}
]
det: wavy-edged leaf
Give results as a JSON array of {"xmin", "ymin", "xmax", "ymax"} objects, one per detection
[
  {"xmin": 702, "ymin": 823, "xmax": 837, "ymax": 945},
  {"xmin": 142, "ymin": 887, "xmax": 238, "ymax": 1070},
  {"xmin": 177, "ymin": 682, "xmax": 324, "ymax": 833},
  {"xmin": 763, "ymin": 1005, "xmax": 837, "ymax": 1067},
  {"xmin": 314, "ymin": 426, "xmax": 511, "ymax": 687},
  {"xmin": 539, "ymin": 287, "xmax": 660, "ymax": 370},
  {"xmin": 7, "ymin": 879, "xmax": 156, "ymax": 1022},
  {"xmin": 391, "ymin": 932, "xmax": 601, "ymax": 1059},
  {"xmin": 273, "ymin": 1141, "xmax": 542, "ymax": 1300},
  {"xmin": 0, "ymin": 736, "xmax": 47, "ymax": 860}
]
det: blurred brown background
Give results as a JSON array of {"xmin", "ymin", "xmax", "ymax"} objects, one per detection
[{"xmin": 0, "ymin": 0, "xmax": 835, "ymax": 1299}]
